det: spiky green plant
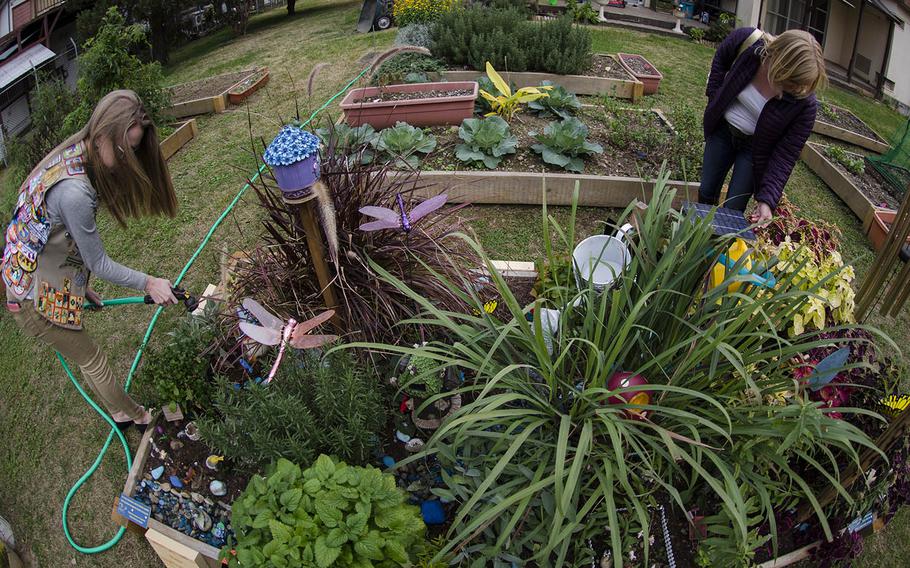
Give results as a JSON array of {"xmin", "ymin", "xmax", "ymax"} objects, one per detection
[{"xmin": 340, "ymin": 168, "xmax": 899, "ymax": 566}]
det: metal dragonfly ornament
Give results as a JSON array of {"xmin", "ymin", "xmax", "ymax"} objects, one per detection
[
  {"xmin": 238, "ymin": 298, "xmax": 338, "ymax": 384},
  {"xmin": 358, "ymin": 193, "xmax": 448, "ymax": 233}
]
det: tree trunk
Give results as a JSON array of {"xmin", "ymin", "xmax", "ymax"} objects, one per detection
[{"xmin": 288, "ymin": 0, "xmax": 297, "ymax": 15}]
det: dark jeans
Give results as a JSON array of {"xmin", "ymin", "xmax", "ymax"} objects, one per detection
[{"xmin": 698, "ymin": 121, "xmax": 755, "ymax": 211}]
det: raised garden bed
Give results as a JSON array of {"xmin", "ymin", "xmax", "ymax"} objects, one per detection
[
  {"xmin": 227, "ymin": 67, "xmax": 270, "ymax": 105},
  {"xmin": 165, "ymin": 68, "xmax": 257, "ymax": 118},
  {"xmin": 340, "ymin": 81, "xmax": 478, "ymax": 129},
  {"xmin": 114, "ymin": 415, "xmax": 248, "ymax": 568},
  {"xmin": 438, "ymin": 54, "xmax": 644, "ymax": 101},
  {"xmin": 159, "ymin": 119, "xmax": 198, "ymax": 161},
  {"xmin": 801, "ymin": 142, "xmax": 895, "ymax": 230},
  {"xmin": 814, "ymin": 103, "xmax": 890, "ymax": 154},
  {"xmin": 617, "ymin": 53, "xmax": 663, "ymax": 95}
]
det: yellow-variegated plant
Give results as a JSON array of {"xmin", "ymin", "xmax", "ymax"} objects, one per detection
[{"xmin": 479, "ymin": 61, "xmax": 552, "ymax": 121}]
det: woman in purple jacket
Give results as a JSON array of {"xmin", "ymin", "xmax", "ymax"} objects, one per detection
[{"xmin": 700, "ymin": 28, "xmax": 826, "ymax": 223}]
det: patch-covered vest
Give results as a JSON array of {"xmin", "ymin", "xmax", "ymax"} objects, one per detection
[{"xmin": 2, "ymin": 142, "xmax": 89, "ymax": 329}]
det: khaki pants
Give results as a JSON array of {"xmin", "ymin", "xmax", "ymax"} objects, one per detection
[{"xmin": 11, "ymin": 305, "xmax": 145, "ymax": 420}]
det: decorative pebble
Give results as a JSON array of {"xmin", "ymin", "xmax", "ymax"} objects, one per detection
[
  {"xmin": 160, "ymin": 483, "xmax": 172, "ymax": 492},
  {"xmin": 195, "ymin": 511, "xmax": 213, "ymax": 532},
  {"xmin": 213, "ymin": 522, "xmax": 226, "ymax": 539},
  {"xmin": 205, "ymin": 455, "xmax": 223, "ymax": 470},
  {"xmin": 210, "ymin": 480, "xmax": 227, "ymax": 497},
  {"xmin": 420, "ymin": 500, "xmax": 446, "ymax": 525},
  {"xmin": 170, "ymin": 440, "xmax": 184, "ymax": 451},
  {"xmin": 191, "ymin": 492, "xmax": 204, "ymax": 504},
  {"xmin": 405, "ymin": 438, "xmax": 425, "ymax": 453},
  {"xmin": 169, "ymin": 475, "xmax": 184, "ymax": 489},
  {"xmin": 151, "ymin": 466, "xmax": 165, "ymax": 480},
  {"xmin": 395, "ymin": 430, "xmax": 412, "ymax": 443},
  {"xmin": 381, "ymin": 456, "xmax": 396, "ymax": 469}
]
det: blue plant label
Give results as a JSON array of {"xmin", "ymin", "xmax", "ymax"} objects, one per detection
[
  {"xmin": 847, "ymin": 511, "xmax": 874, "ymax": 534},
  {"xmin": 117, "ymin": 493, "xmax": 151, "ymax": 528},
  {"xmin": 808, "ymin": 347, "xmax": 851, "ymax": 391}
]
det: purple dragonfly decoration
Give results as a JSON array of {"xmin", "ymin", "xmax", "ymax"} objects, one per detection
[{"xmin": 358, "ymin": 193, "xmax": 448, "ymax": 233}]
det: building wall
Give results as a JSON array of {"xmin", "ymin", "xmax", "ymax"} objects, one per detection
[
  {"xmin": 882, "ymin": 0, "xmax": 910, "ymax": 108},
  {"xmin": 737, "ymin": 0, "xmax": 762, "ymax": 26},
  {"xmin": 824, "ymin": 0, "xmax": 856, "ymax": 67}
]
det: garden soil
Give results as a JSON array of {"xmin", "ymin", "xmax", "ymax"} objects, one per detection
[
  {"xmin": 169, "ymin": 70, "xmax": 254, "ymax": 103},
  {"xmin": 826, "ymin": 147, "xmax": 902, "ymax": 209},
  {"xmin": 818, "ymin": 104, "xmax": 886, "ymax": 143}
]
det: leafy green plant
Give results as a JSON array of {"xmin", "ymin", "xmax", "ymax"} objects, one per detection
[
  {"xmin": 197, "ymin": 350, "xmax": 386, "ymax": 471},
  {"xmin": 530, "ymin": 117, "xmax": 603, "ymax": 172},
  {"xmin": 704, "ymin": 12, "xmax": 737, "ymax": 43},
  {"xmin": 225, "ymin": 456, "xmax": 425, "ymax": 568},
  {"xmin": 136, "ymin": 308, "xmax": 219, "ymax": 413},
  {"xmin": 373, "ymin": 122, "xmax": 437, "ymax": 168},
  {"xmin": 819, "ymin": 100, "xmax": 838, "ymax": 122},
  {"xmin": 527, "ymin": 81, "xmax": 582, "ymax": 119},
  {"xmin": 395, "ymin": 24, "xmax": 436, "ymax": 50},
  {"xmin": 370, "ymin": 53, "xmax": 446, "ymax": 87},
  {"xmin": 455, "ymin": 116, "xmax": 518, "ymax": 169},
  {"xmin": 344, "ymin": 169, "xmax": 893, "ymax": 566},
  {"xmin": 825, "ymin": 145, "xmax": 866, "ymax": 175},
  {"xmin": 316, "ymin": 123, "xmax": 378, "ymax": 165},
  {"xmin": 688, "ymin": 27, "xmax": 706, "ymax": 42},
  {"xmin": 402, "ymin": 343, "xmax": 445, "ymax": 396},
  {"xmin": 567, "ymin": 0, "xmax": 599, "ymax": 24},
  {"xmin": 479, "ymin": 62, "xmax": 551, "ymax": 121}
]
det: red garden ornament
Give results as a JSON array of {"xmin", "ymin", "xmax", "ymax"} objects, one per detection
[{"xmin": 607, "ymin": 371, "xmax": 652, "ymax": 418}]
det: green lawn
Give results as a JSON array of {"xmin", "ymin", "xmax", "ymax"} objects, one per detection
[{"xmin": 0, "ymin": 1, "xmax": 908, "ymax": 565}]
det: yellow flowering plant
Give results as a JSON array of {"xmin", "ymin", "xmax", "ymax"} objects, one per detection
[
  {"xmin": 393, "ymin": 0, "xmax": 459, "ymax": 27},
  {"xmin": 479, "ymin": 62, "xmax": 551, "ymax": 121}
]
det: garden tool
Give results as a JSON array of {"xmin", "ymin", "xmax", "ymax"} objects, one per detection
[
  {"xmin": 84, "ymin": 287, "xmax": 201, "ymax": 312},
  {"xmin": 708, "ymin": 239, "xmax": 777, "ymax": 290}
]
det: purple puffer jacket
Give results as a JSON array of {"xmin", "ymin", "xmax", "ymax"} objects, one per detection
[{"xmin": 704, "ymin": 27, "xmax": 817, "ymax": 210}]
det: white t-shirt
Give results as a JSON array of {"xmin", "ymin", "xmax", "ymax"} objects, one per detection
[{"xmin": 724, "ymin": 84, "xmax": 769, "ymax": 136}]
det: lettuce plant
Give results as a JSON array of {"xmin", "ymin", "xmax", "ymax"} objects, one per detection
[
  {"xmin": 373, "ymin": 122, "xmax": 437, "ymax": 168},
  {"xmin": 527, "ymin": 81, "xmax": 582, "ymax": 119},
  {"xmin": 455, "ymin": 116, "xmax": 517, "ymax": 169},
  {"xmin": 225, "ymin": 456, "xmax": 425, "ymax": 568},
  {"xmin": 530, "ymin": 116, "xmax": 603, "ymax": 173}
]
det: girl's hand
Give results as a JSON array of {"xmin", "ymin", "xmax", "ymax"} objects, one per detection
[
  {"xmin": 749, "ymin": 202, "xmax": 773, "ymax": 225},
  {"xmin": 145, "ymin": 276, "xmax": 178, "ymax": 305},
  {"xmin": 86, "ymin": 287, "xmax": 104, "ymax": 310}
]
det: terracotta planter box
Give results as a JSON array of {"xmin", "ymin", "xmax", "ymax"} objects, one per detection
[
  {"xmin": 867, "ymin": 209, "xmax": 910, "ymax": 252},
  {"xmin": 617, "ymin": 53, "xmax": 662, "ymax": 95},
  {"xmin": 159, "ymin": 119, "xmax": 198, "ymax": 161},
  {"xmin": 800, "ymin": 142, "xmax": 890, "ymax": 231},
  {"xmin": 340, "ymin": 81, "xmax": 478, "ymax": 129},
  {"xmin": 437, "ymin": 54, "xmax": 644, "ymax": 101},
  {"xmin": 228, "ymin": 68, "xmax": 270, "ymax": 105}
]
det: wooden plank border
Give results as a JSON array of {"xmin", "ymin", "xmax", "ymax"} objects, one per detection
[
  {"xmin": 437, "ymin": 54, "xmax": 644, "ymax": 101},
  {"xmin": 813, "ymin": 119, "xmax": 890, "ymax": 154},
  {"xmin": 114, "ymin": 415, "xmax": 222, "ymax": 568},
  {"xmin": 160, "ymin": 119, "xmax": 198, "ymax": 161},
  {"xmin": 407, "ymin": 170, "xmax": 700, "ymax": 208},
  {"xmin": 800, "ymin": 142, "xmax": 891, "ymax": 232},
  {"xmin": 164, "ymin": 68, "xmax": 258, "ymax": 119}
]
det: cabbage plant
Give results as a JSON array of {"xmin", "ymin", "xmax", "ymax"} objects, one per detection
[
  {"xmin": 530, "ymin": 117, "xmax": 603, "ymax": 173},
  {"xmin": 528, "ymin": 81, "xmax": 582, "ymax": 119},
  {"xmin": 455, "ymin": 116, "xmax": 517, "ymax": 169},
  {"xmin": 373, "ymin": 122, "xmax": 437, "ymax": 169}
]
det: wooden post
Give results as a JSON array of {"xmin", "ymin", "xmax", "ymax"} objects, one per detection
[
  {"xmin": 876, "ymin": 22, "xmax": 895, "ymax": 100},
  {"xmin": 283, "ymin": 193, "xmax": 340, "ymax": 323},
  {"xmin": 847, "ymin": 0, "xmax": 866, "ymax": 83}
]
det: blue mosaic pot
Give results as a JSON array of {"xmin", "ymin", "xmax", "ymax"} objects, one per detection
[{"xmin": 263, "ymin": 126, "xmax": 322, "ymax": 199}]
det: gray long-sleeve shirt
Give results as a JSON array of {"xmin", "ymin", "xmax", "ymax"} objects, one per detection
[{"xmin": 40, "ymin": 178, "xmax": 149, "ymax": 292}]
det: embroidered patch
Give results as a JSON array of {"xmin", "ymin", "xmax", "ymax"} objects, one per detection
[
  {"xmin": 6, "ymin": 222, "xmax": 18, "ymax": 243},
  {"xmin": 45, "ymin": 154, "xmax": 62, "ymax": 169},
  {"xmin": 26, "ymin": 220, "xmax": 50, "ymax": 245},
  {"xmin": 65, "ymin": 156, "xmax": 85, "ymax": 176},
  {"xmin": 63, "ymin": 144, "xmax": 81, "ymax": 159},
  {"xmin": 16, "ymin": 248, "xmax": 37, "ymax": 272}
]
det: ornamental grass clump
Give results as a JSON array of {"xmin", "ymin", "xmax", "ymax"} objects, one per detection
[
  {"xmin": 224, "ymin": 456, "xmax": 425, "ymax": 568},
  {"xmin": 344, "ymin": 168, "xmax": 898, "ymax": 566}
]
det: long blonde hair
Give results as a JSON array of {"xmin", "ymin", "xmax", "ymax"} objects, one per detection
[
  {"xmin": 32, "ymin": 90, "xmax": 177, "ymax": 226},
  {"xmin": 761, "ymin": 30, "xmax": 827, "ymax": 99}
]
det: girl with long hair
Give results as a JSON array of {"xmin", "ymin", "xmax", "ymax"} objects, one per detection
[{"xmin": 3, "ymin": 90, "xmax": 180, "ymax": 431}]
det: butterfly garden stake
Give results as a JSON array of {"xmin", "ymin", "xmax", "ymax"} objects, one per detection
[
  {"xmin": 238, "ymin": 298, "xmax": 338, "ymax": 384},
  {"xmin": 358, "ymin": 193, "xmax": 448, "ymax": 233}
]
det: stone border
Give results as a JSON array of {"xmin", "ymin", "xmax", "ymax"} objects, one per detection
[
  {"xmin": 113, "ymin": 416, "xmax": 221, "ymax": 568},
  {"xmin": 409, "ymin": 170, "xmax": 699, "ymax": 207},
  {"xmin": 160, "ymin": 119, "xmax": 198, "ymax": 161},
  {"xmin": 164, "ymin": 68, "xmax": 258, "ymax": 119},
  {"xmin": 437, "ymin": 54, "xmax": 644, "ymax": 101},
  {"xmin": 800, "ymin": 141, "xmax": 891, "ymax": 231},
  {"xmin": 813, "ymin": 119, "xmax": 890, "ymax": 154}
]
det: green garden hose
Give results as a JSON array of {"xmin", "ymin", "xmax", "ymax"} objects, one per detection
[{"xmin": 59, "ymin": 66, "xmax": 370, "ymax": 554}]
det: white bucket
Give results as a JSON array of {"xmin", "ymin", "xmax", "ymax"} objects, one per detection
[{"xmin": 572, "ymin": 224, "xmax": 633, "ymax": 292}]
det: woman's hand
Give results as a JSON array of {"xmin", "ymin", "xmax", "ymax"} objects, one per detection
[
  {"xmin": 145, "ymin": 276, "xmax": 178, "ymax": 305},
  {"xmin": 749, "ymin": 201, "xmax": 773, "ymax": 225},
  {"xmin": 86, "ymin": 287, "xmax": 104, "ymax": 310}
]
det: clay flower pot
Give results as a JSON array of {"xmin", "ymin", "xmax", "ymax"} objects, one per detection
[
  {"xmin": 867, "ymin": 209, "xmax": 910, "ymax": 253},
  {"xmin": 263, "ymin": 126, "xmax": 322, "ymax": 199},
  {"xmin": 340, "ymin": 81, "xmax": 478, "ymax": 129},
  {"xmin": 617, "ymin": 53, "xmax": 663, "ymax": 95}
]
